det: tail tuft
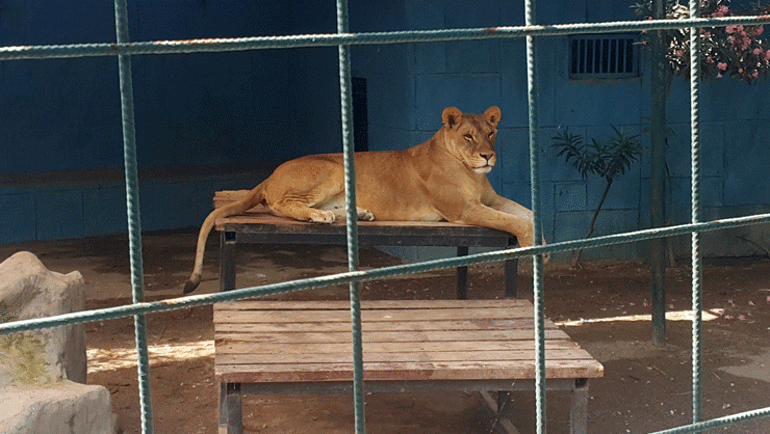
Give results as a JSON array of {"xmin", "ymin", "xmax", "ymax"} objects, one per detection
[{"xmin": 183, "ymin": 275, "xmax": 201, "ymax": 294}]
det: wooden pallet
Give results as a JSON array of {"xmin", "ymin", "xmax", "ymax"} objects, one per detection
[{"xmin": 214, "ymin": 299, "xmax": 603, "ymax": 434}]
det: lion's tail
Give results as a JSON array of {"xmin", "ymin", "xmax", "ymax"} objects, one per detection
[{"xmin": 183, "ymin": 184, "xmax": 266, "ymax": 294}]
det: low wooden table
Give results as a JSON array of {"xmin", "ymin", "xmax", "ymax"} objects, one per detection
[
  {"xmin": 214, "ymin": 299, "xmax": 604, "ymax": 434},
  {"xmin": 213, "ymin": 190, "xmax": 520, "ymax": 299}
]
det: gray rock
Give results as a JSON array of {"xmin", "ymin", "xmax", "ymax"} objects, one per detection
[
  {"xmin": 0, "ymin": 382, "xmax": 117, "ymax": 434},
  {"xmin": 0, "ymin": 251, "xmax": 86, "ymax": 384},
  {"xmin": 0, "ymin": 251, "xmax": 117, "ymax": 434}
]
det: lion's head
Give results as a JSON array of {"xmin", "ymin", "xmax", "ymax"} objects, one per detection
[{"xmin": 441, "ymin": 106, "xmax": 501, "ymax": 174}]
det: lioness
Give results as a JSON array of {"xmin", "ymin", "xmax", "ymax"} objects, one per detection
[{"xmin": 184, "ymin": 106, "xmax": 535, "ymax": 294}]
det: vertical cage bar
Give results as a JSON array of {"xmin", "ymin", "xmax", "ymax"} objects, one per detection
[
  {"xmin": 113, "ymin": 0, "xmax": 154, "ymax": 432},
  {"xmin": 525, "ymin": 0, "xmax": 546, "ymax": 433},
  {"xmin": 688, "ymin": 0, "xmax": 703, "ymax": 427},
  {"xmin": 336, "ymin": 0, "xmax": 365, "ymax": 433}
]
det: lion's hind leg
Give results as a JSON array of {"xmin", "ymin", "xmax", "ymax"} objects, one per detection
[
  {"xmin": 329, "ymin": 206, "xmax": 376, "ymax": 221},
  {"xmin": 268, "ymin": 200, "xmax": 337, "ymax": 223}
]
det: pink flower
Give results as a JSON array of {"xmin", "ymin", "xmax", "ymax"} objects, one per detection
[
  {"xmin": 764, "ymin": 51, "xmax": 770, "ymax": 61},
  {"xmin": 712, "ymin": 5, "xmax": 729, "ymax": 17},
  {"xmin": 717, "ymin": 73, "xmax": 723, "ymax": 78},
  {"xmin": 766, "ymin": 295, "xmax": 770, "ymax": 303},
  {"xmin": 755, "ymin": 48, "xmax": 763, "ymax": 56},
  {"xmin": 749, "ymin": 301, "xmax": 756, "ymax": 306},
  {"xmin": 738, "ymin": 315, "xmax": 747, "ymax": 322},
  {"xmin": 739, "ymin": 68, "xmax": 744, "ymax": 74},
  {"xmin": 676, "ymin": 50, "xmax": 684, "ymax": 57},
  {"xmin": 753, "ymin": 71, "xmax": 759, "ymax": 78},
  {"xmin": 718, "ymin": 62, "xmax": 728, "ymax": 71},
  {"xmin": 726, "ymin": 25, "xmax": 737, "ymax": 34},
  {"xmin": 754, "ymin": 25, "xmax": 764, "ymax": 36}
]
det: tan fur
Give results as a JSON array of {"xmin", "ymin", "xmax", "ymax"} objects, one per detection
[{"xmin": 184, "ymin": 106, "xmax": 536, "ymax": 294}]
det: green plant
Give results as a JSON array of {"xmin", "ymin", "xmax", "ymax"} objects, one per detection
[
  {"xmin": 0, "ymin": 303, "xmax": 51, "ymax": 384},
  {"xmin": 551, "ymin": 127, "xmax": 643, "ymax": 266}
]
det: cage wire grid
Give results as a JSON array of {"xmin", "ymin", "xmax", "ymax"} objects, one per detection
[{"xmin": 2, "ymin": 0, "xmax": 770, "ymax": 433}]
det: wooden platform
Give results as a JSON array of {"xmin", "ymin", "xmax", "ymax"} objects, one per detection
[
  {"xmin": 212, "ymin": 190, "xmax": 521, "ymax": 299},
  {"xmin": 214, "ymin": 299, "xmax": 604, "ymax": 434}
]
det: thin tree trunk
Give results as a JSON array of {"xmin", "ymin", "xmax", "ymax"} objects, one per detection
[{"xmin": 571, "ymin": 179, "xmax": 614, "ymax": 267}]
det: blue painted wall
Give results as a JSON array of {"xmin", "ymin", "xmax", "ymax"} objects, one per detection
[{"xmin": 2, "ymin": 0, "xmax": 769, "ymax": 260}]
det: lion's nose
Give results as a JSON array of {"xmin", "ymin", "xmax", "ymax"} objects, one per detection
[{"xmin": 480, "ymin": 152, "xmax": 495, "ymax": 162}]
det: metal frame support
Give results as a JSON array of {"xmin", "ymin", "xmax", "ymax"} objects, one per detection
[
  {"xmin": 457, "ymin": 246, "xmax": 469, "ymax": 299},
  {"xmin": 220, "ymin": 231, "xmax": 237, "ymax": 292}
]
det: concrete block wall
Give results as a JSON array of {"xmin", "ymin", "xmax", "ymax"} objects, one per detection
[
  {"xmin": 0, "ymin": 169, "xmax": 272, "ymax": 244},
  {"xmin": 2, "ymin": 0, "xmax": 769, "ymax": 260}
]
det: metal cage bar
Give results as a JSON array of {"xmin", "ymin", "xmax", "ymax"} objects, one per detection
[
  {"xmin": 688, "ymin": 0, "xmax": 704, "ymax": 428},
  {"xmin": 113, "ymin": 0, "xmax": 153, "ymax": 432}
]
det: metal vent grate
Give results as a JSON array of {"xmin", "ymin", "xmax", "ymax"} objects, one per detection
[{"xmin": 569, "ymin": 34, "xmax": 639, "ymax": 79}]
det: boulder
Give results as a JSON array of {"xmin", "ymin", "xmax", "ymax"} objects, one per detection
[
  {"xmin": 0, "ymin": 382, "xmax": 117, "ymax": 434},
  {"xmin": 0, "ymin": 251, "xmax": 86, "ymax": 384},
  {"xmin": 0, "ymin": 251, "xmax": 117, "ymax": 434}
]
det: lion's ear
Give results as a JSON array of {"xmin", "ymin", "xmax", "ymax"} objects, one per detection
[
  {"xmin": 484, "ymin": 106, "xmax": 501, "ymax": 127},
  {"xmin": 442, "ymin": 107, "xmax": 463, "ymax": 129}
]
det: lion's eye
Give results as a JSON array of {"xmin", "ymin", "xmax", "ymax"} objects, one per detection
[{"xmin": 464, "ymin": 134, "xmax": 473, "ymax": 141}]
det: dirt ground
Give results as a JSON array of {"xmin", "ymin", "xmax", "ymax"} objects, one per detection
[{"xmin": 2, "ymin": 230, "xmax": 770, "ymax": 434}]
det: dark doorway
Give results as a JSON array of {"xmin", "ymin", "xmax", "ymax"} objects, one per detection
[{"xmin": 352, "ymin": 77, "xmax": 368, "ymax": 152}]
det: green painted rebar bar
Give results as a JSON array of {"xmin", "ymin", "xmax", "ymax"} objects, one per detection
[
  {"xmin": 113, "ymin": 0, "xmax": 153, "ymax": 432},
  {"xmin": 4, "ymin": 16, "xmax": 770, "ymax": 61},
  {"xmin": 688, "ymin": 0, "xmax": 704, "ymax": 428},
  {"xmin": 335, "ymin": 0, "xmax": 366, "ymax": 432},
  {"xmin": 649, "ymin": 405, "xmax": 770, "ymax": 434},
  {"xmin": 524, "ymin": 1, "xmax": 546, "ymax": 433},
  {"xmin": 3, "ymin": 213, "xmax": 770, "ymax": 338}
]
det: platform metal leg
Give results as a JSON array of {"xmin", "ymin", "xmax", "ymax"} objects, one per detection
[
  {"xmin": 220, "ymin": 231, "xmax": 236, "ymax": 292},
  {"xmin": 456, "ymin": 246, "xmax": 469, "ymax": 299},
  {"xmin": 217, "ymin": 382, "xmax": 243, "ymax": 434},
  {"xmin": 570, "ymin": 378, "xmax": 589, "ymax": 434},
  {"xmin": 504, "ymin": 258, "xmax": 518, "ymax": 298}
]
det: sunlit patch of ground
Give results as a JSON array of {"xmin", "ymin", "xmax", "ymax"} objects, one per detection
[{"xmin": 87, "ymin": 340, "xmax": 214, "ymax": 373}]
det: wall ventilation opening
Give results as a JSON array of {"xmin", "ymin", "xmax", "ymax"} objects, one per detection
[{"xmin": 569, "ymin": 34, "xmax": 639, "ymax": 79}]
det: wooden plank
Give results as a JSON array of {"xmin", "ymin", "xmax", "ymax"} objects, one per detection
[
  {"xmin": 216, "ymin": 340, "xmax": 581, "ymax": 355},
  {"xmin": 214, "ymin": 319, "xmax": 556, "ymax": 333},
  {"xmin": 214, "ymin": 329, "xmax": 572, "ymax": 345},
  {"xmin": 214, "ymin": 214, "xmax": 506, "ymax": 235},
  {"xmin": 214, "ymin": 307, "xmax": 541, "ymax": 324},
  {"xmin": 216, "ymin": 360, "xmax": 604, "ymax": 383},
  {"xmin": 216, "ymin": 299, "xmax": 531, "ymax": 311},
  {"xmin": 215, "ymin": 349, "xmax": 597, "ymax": 365}
]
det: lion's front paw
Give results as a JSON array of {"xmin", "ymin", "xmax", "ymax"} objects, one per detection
[
  {"xmin": 357, "ymin": 208, "xmax": 375, "ymax": 221},
  {"xmin": 309, "ymin": 209, "xmax": 336, "ymax": 224}
]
